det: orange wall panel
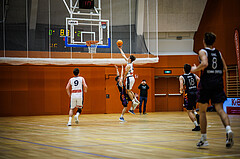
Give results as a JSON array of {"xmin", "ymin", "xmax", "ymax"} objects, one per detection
[
  {"xmin": 154, "ymin": 55, "xmax": 199, "ymax": 68},
  {"xmin": 0, "ymin": 65, "xmax": 107, "ymax": 116}
]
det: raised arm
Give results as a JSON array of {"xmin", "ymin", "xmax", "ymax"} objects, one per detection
[
  {"xmin": 118, "ymin": 65, "xmax": 124, "ymax": 86},
  {"xmin": 66, "ymin": 79, "xmax": 71, "ymax": 97},
  {"xmin": 118, "ymin": 46, "xmax": 128, "ymax": 61},
  {"xmin": 179, "ymin": 76, "xmax": 184, "ymax": 94},
  {"xmin": 82, "ymin": 78, "xmax": 88, "ymax": 93},
  {"xmin": 120, "ymin": 65, "xmax": 124, "ymax": 80},
  {"xmin": 114, "ymin": 65, "xmax": 120, "ymax": 76},
  {"xmin": 191, "ymin": 50, "xmax": 208, "ymax": 73}
]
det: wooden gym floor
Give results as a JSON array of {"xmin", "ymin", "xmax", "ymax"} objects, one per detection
[{"xmin": 0, "ymin": 112, "xmax": 239, "ymax": 159}]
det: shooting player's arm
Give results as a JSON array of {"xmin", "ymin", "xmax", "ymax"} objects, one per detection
[{"xmin": 118, "ymin": 47, "xmax": 128, "ymax": 61}]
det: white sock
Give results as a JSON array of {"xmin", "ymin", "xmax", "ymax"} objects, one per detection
[
  {"xmin": 201, "ymin": 134, "xmax": 207, "ymax": 141},
  {"xmin": 193, "ymin": 121, "xmax": 198, "ymax": 126},
  {"xmin": 120, "ymin": 114, "xmax": 123, "ymax": 118},
  {"xmin": 68, "ymin": 117, "xmax": 72, "ymax": 123},
  {"xmin": 130, "ymin": 107, "xmax": 133, "ymax": 110},
  {"xmin": 76, "ymin": 112, "xmax": 80, "ymax": 117},
  {"xmin": 226, "ymin": 125, "xmax": 232, "ymax": 133},
  {"xmin": 194, "ymin": 111, "xmax": 198, "ymax": 115}
]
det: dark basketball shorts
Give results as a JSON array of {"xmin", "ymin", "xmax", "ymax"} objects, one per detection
[
  {"xmin": 184, "ymin": 92, "xmax": 197, "ymax": 110},
  {"xmin": 120, "ymin": 94, "xmax": 129, "ymax": 107},
  {"xmin": 198, "ymin": 87, "xmax": 227, "ymax": 104}
]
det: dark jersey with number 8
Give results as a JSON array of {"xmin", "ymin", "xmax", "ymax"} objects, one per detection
[{"xmin": 200, "ymin": 48, "xmax": 224, "ymax": 89}]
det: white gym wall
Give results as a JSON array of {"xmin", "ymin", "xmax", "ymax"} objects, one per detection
[{"xmin": 141, "ymin": 0, "xmax": 207, "ymax": 55}]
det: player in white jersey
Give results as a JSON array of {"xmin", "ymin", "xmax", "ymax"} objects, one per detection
[
  {"xmin": 118, "ymin": 46, "xmax": 140, "ymax": 115},
  {"xmin": 66, "ymin": 68, "xmax": 87, "ymax": 126}
]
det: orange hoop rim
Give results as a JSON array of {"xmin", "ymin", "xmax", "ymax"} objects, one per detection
[{"xmin": 86, "ymin": 40, "xmax": 99, "ymax": 47}]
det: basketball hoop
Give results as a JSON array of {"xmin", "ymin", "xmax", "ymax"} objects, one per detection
[{"xmin": 86, "ymin": 41, "xmax": 99, "ymax": 54}]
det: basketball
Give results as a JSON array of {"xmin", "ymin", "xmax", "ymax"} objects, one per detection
[{"xmin": 116, "ymin": 40, "xmax": 123, "ymax": 46}]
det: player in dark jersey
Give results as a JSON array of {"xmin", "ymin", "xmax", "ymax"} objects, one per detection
[
  {"xmin": 192, "ymin": 32, "xmax": 234, "ymax": 148},
  {"xmin": 115, "ymin": 65, "xmax": 130, "ymax": 121},
  {"xmin": 179, "ymin": 64, "xmax": 200, "ymax": 131}
]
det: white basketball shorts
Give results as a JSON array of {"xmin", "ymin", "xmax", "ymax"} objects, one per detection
[
  {"xmin": 70, "ymin": 97, "xmax": 83, "ymax": 109},
  {"xmin": 126, "ymin": 76, "xmax": 135, "ymax": 90}
]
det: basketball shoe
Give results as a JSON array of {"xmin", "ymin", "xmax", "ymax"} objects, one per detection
[
  {"xmin": 197, "ymin": 140, "xmax": 209, "ymax": 148},
  {"xmin": 192, "ymin": 126, "xmax": 200, "ymax": 131},
  {"xmin": 74, "ymin": 115, "xmax": 79, "ymax": 124},
  {"xmin": 226, "ymin": 131, "xmax": 234, "ymax": 148},
  {"xmin": 128, "ymin": 110, "xmax": 135, "ymax": 115},
  {"xmin": 67, "ymin": 122, "xmax": 71, "ymax": 126},
  {"xmin": 119, "ymin": 117, "xmax": 125, "ymax": 121}
]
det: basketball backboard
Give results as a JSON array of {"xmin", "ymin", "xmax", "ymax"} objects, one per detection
[{"xmin": 62, "ymin": 0, "xmax": 110, "ymax": 48}]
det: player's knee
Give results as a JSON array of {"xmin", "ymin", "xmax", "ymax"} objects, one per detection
[
  {"xmin": 77, "ymin": 108, "xmax": 82, "ymax": 113},
  {"xmin": 199, "ymin": 108, "xmax": 206, "ymax": 114},
  {"xmin": 216, "ymin": 108, "xmax": 225, "ymax": 116}
]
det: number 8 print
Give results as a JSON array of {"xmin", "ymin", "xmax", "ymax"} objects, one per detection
[{"xmin": 212, "ymin": 57, "xmax": 217, "ymax": 69}]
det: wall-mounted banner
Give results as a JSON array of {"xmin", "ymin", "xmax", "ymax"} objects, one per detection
[
  {"xmin": 223, "ymin": 98, "xmax": 240, "ymax": 114},
  {"xmin": 234, "ymin": 28, "xmax": 240, "ymax": 82}
]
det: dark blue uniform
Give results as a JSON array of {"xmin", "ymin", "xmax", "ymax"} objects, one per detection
[
  {"xmin": 198, "ymin": 48, "xmax": 227, "ymax": 104},
  {"xmin": 182, "ymin": 73, "xmax": 198, "ymax": 110},
  {"xmin": 117, "ymin": 82, "xmax": 129, "ymax": 107}
]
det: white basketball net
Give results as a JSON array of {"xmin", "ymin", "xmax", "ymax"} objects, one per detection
[{"xmin": 88, "ymin": 44, "xmax": 98, "ymax": 54}]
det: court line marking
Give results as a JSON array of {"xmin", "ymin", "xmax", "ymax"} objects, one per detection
[
  {"xmin": 64, "ymin": 137, "xmax": 238, "ymax": 158},
  {"xmin": 78, "ymin": 137, "xmax": 238, "ymax": 158},
  {"xmin": 130, "ymin": 143, "xmax": 220, "ymax": 157},
  {"xmin": 0, "ymin": 136, "xmax": 121, "ymax": 159},
  {"xmin": 64, "ymin": 136, "xmax": 240, "ymax": 148},
  {"xmin": 178, "ymin": 154, "xmax": 240, "ymax": 159}
]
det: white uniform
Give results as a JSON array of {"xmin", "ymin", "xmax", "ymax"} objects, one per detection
[
  {"xmin": 70, "ymin": 76, "xmax": 84, "ymax": 109},
  {"xmin": 125, "ymin": 63, "xmax": 135, "ymax": 90}
]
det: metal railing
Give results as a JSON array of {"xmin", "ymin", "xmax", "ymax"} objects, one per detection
[{"xmin": 226, "ymin": 65, "xmax": 240, "ymax": 97}]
